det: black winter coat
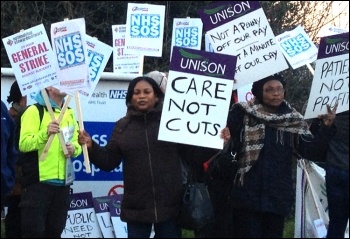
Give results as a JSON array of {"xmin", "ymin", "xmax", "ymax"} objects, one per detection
[
  {"xmin": 227, "ymin": 101, "xmax": 336, "ymax": 216},
  {"xmin": 88, "ymin": 102, "xmax": 217, "ymax": 223}
]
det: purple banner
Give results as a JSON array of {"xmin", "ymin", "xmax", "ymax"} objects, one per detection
[
  {"xmin": 317, "ymin": 32, "xmax": 349, "ymax": 59},
  {"xmin": 170, "ymin": 46, "xmax": 237, "ymax": 80},
  {"xmin": 92, "ymin": 195, "xmax": 122, "ymax": 213},
  {"xmin": 69, "ymin": 192, "xmax": 94, "ymax": 211},
  {"xmin": 108, "ymin": 195, "xmax": 123, "ymax": 217},
  {"xmin": 198, "ymin": 1, "xmax": 261, "ymax": 32}
]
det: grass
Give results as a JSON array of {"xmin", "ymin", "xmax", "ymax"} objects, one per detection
[
  {"xmin": 181, "ymin": 217, "xmax": 295, "ymax": 238},
  {"xmin": 182, "ymin": 229, "xmax": 195, "ymax": 238},
  {"xmin": 283, "ymin": 217, "xmax": 295, "ymax": 238}
]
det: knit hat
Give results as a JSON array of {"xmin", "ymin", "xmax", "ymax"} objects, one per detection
[
  {"xmin": 144, "ymin": 71, "xmax": 168, "ymax": 93},
  {"xmin": 7, "ymin": 81, "xmax": 22, "ymax": 104},
  {"xmin": 251, "ymin": 74, "xmax": 286, "ymax": 102}
]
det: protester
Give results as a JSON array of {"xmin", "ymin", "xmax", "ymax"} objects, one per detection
[
  {"xmin": 199, "ymin": 90, "xmax": 238, "ymax": 238},
  {"xmin": 19, "ymin": 86, "xmax": 82, "ymax": 238},
  {"xmin": 78, "ymin": 76, "xmax": 217, "ymax": 238},
  {"xmin": 191, "ymin": 90, "xmax": 238, "ymax": 238},
  {"xmin": 222, "ymin": 74, "xmax": 337, "ymax": 238},
  {"xmin": 145, "ymin": 71, "xmax": 219, "ymax": 237},
  {"xmin": 5, "ymin": 80, "xmax": 27, "ymax": 238},
  {"xmin": 1, "ymin": 100, "xmax": 16, "ymax": 217},
  {"xmin": 309, "ymin": 109, "xmax": 349, "ymax": 238},
  {"xmin": 324, "ymin": 110, "xmax": 349, "ymax": 238}
]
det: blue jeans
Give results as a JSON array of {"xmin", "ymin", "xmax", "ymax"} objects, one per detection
[
  {"xmin": 127, "ymin": 218, "xmax": 181, "ymax": 238},
  {"xmin": 325, "ymin": 164, "xmax": 349, "ymax": 238}
]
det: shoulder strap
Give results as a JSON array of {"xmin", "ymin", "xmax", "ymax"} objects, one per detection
[{"xmin": 33, "ymin": 103, "xmax": 44, "ymax": 124}]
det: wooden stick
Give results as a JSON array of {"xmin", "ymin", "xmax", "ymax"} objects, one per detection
[
  {"xmin": 42, "ymin": 89, "xmax": 55, "ymax": 118},
  {"xmin": 39, "ymin": 90, "xmax": 70, "ymax": 161},
  {"xmin": 39, "ymin": 95, "xmax": 71, "ymax": 157},
  {"xmin": 138, "ymin": 55, "xmax": 144, "ymax": 75},
  {"xmin": 306, "ymin": 63, "xmax": 315, "ymax": 76},
  {"xmin": 57, "ymin": 130, "xmax": 67, "ymax": 155},
  {"xmin": 74, "ymin": 91, "xmax": 91, "ymax": 173}
]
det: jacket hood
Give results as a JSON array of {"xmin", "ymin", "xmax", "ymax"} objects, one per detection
[{"xmin": 34, "ymin": 90, "xmax": 62, "ymax": 109}]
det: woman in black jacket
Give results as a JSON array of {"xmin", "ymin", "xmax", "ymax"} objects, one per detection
[
  {"xmin": 78, "ymin": 76, "xmax": 217, "ymax": 238},
  {"xmin": 224, "ymin": 74, "xmax": 337, "ymax": 238}
]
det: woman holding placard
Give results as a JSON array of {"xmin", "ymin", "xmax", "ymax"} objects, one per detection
[{"xmin": 78, "ymin": 76, "xmax": 217, "ymax": 238}]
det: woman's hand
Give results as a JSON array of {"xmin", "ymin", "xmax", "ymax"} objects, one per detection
[
  {"xmin": 220, "ymin": 127, "xmax": 231, "ymax": 144},
  {"xmin": 317, "ymin": 102, "xmax": 338, "ymax": 126},
  {"xmin": 78, "ymin": 129, "xmax": 92, "ymax": 149}
]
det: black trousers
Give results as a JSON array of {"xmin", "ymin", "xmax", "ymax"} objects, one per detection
[
  {"xmin": 5, "ymin": 194, "xmax": 22, "ymax": 238},
  {"xmin": 20, "ymin": 183, "xmax": 70, "ymax": 238},
  {"xmin": 232, "ymin": 208, "xmax": 285, "ymax": 238}
]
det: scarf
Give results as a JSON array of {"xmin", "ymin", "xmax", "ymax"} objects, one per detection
[{"xmin": 233, "ymin": 101, "xmax": 312, "ymax": 186}]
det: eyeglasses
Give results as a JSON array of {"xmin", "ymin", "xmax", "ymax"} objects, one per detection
[{"xmin": 264, "ymin": 88, "xmax": 285, "ymax": 94}]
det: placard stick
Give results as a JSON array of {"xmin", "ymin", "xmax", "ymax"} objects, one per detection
[
  {"xmin": 74, "ymin": 91, "xmax": 91, "ymax": 173},
  {"xmin": 39, "ymin": 89, "xmax": 70, "ymax": 161},
  {"xmin": 138, "ymin": 55, "xmax": 144, "ymax": 75},
  {"xmin": 306, "ymin": 63, "xmax": 315, "ymax": 76},
  {"xmin": 42, "ymin": 89, "xmax": 55, "ymax": 117},
  {"xmin": 39, "ymin": 93, "xmax": 72, "ymax": 160}
]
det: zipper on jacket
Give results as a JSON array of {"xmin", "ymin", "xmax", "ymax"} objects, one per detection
[{"xmin": 144, "ymin": 114, "xmax": 158, "ymax": 221}]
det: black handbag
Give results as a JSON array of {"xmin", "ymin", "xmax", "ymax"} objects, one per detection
[
  {"xmin": 178, "ymin": 166, "xmax": 215, "ymax": 230},
  {"xmin": 207, "ymin": 138, "xmax": 240, "ymax": 181}
]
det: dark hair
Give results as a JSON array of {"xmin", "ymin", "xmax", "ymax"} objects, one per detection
[
  {"xmin": 125, "ymin": 76, "xmax": 165, "ymax": 106},
  {"xmin": 251, "ymin": 74, "xmax": 286, "ymax": 102},
  {"xmin": 7, "ymin": 81, "xmax": 22, "ymax": 104}
]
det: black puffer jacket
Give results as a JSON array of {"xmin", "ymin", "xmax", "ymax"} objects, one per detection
[
  {"xmin": 88, "ymin": 102, "xmax": 216, "ymax": 223},
  {"xmin": 227, "ymin": 101, "xmax": 336, "ymax": 216}
]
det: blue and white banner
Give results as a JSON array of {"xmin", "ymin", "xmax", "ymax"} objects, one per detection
[
  {"xmin": 170, "ymin": 18, "xmax": 203, "ymax": 59},
  {"xmin": 124, "ymin": 3, "xmax": 165, "ymax": 57},
  {"xmin": 276, "ymin": 25, "xmax": 318, "ymax": 69}
]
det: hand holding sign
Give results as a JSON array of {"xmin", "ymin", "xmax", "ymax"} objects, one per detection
[
  {"xmin": 39, "ymin": 89, "xmax": 70, "ymax": 161},
  {"xmin": 317, "ymin": 102, "xmax": 338, "ymax": 126},
  {"xmin": 303, "ymin": 32, "xmax": 349, "ymax": 119},
  {"xmin": 50, "ymin": 18, "xmax": 92, "ymax": 173}
]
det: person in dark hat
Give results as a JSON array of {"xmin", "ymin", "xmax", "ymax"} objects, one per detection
[
  {"xmin": 5, "ymin": 80, "xmax": 27, "ymax": 238},
  {"xmin": 7, "ymin": 80, "xmax": 27, "ymax": 119},
  {"xmin": 250, "ymin": 74, "xmax": 286, "ymax": 104},
  {"xmin": 220, "ymin": 74, "xmax": 338, "ymax": 238}
]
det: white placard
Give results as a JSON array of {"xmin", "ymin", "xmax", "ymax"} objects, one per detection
[
  {"xmin": 199, "ymin": 1, "xmax": 288, "ymax": 89},
  {"xmin": 170, "ymin": 18, "xmax": 203, "ymax": 58},
  {"xmin": 112, "ymin": 24, "xmax": 142, "ymax": 74},
  {"xmin": 2, "ymin": 24, "xmax": 58, "ymax": 96},
  {"xmin": 276, "ymin": 25, "xmax": 318, "ymax": 69},
  {"xmin": 124, "ymin": 3, "xmax": 165, "ymax": 57},
  {"xmin": 78, "ymin": 34, "xmax": 113, "ymax": 99},
  {"xmin": 50, "ymin": 18, "xmax": 89, "ymax": 93}
]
